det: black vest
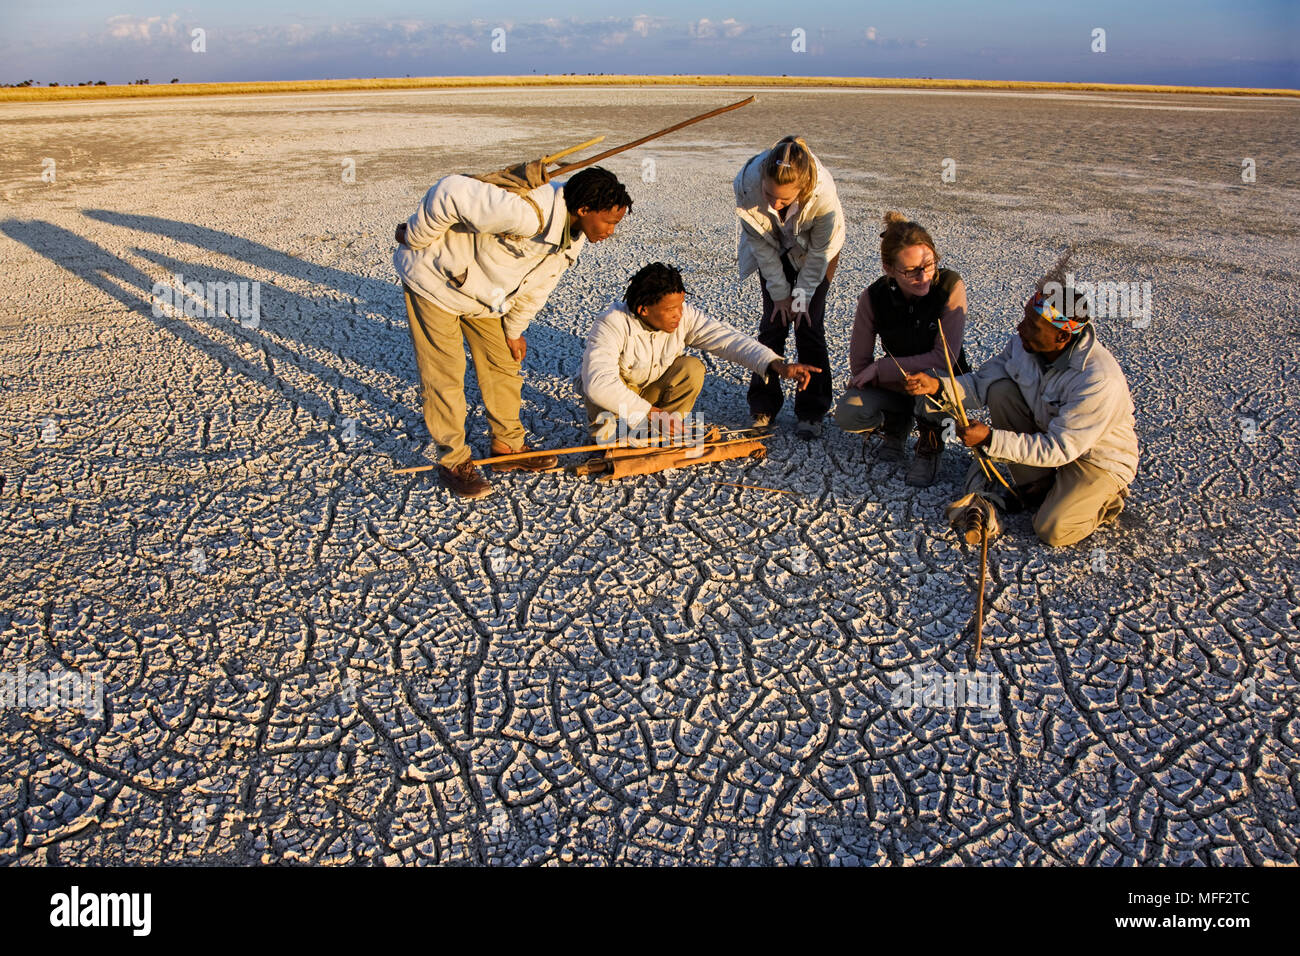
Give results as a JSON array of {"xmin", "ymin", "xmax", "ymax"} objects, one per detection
[{"xmin": 866, "ymin": 268, "xmax": 970, "ymax": 373}]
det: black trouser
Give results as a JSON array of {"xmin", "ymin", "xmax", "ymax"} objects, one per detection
[{"xmin": 747, "ymin": 253, "xmax": 834, "ymax": 422}]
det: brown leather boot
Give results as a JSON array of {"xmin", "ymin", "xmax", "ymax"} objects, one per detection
[
  {"xmin": 490, "ymin": 441, "xmax": 559, "ymax": 472},
  {"xmin": 905, "ymin": 424, "xmax": 944, "ymax": 487},
  {"xmin": 437, "ymin": 460, "xmax": 493, "ymax": 499}
]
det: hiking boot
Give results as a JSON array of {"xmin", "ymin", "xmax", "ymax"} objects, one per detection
[
  {"xmin": 878, "ymin": 432, "xmax": 906, "ymax": 462},
  {"xmin": 795, "ymin": 419, "xmax": 823, "ymax": 440},
  {"xmin": 751, "ymin": 412, "xmax": 774, "ymax": 434},
  {"xmin": 490, "ymin": 441, "xmax": 558, "ymax": 472},
  {"xmin": 904, "ymin": 425, "xmax": 944, "ymax": 487},
  {"xmin": 877, "ymin": 411, "xmax": 911, "ymax": 462},
  {"xmin": 438, "ymin": 460, "xmax": 493, "ymax": 499}
]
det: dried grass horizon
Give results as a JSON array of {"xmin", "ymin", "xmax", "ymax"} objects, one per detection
[{"xmin": 3, "ymin": 74, "xmax": 1296, "ymax": 104}]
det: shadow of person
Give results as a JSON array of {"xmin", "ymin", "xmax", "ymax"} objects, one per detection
[
  {"xmin": 5, "ymin": 215, "xmax": 602, "ymax": 467},
  {"xmin": 82, "ymin": 208, "xmax": 397, "ymax": 319},
  {"xmin": 130, "ymin": 244, "xmax": 418, "ymax": 426},
  {"xmin": 0, "ymin": 217, "xmax": 410, "ymax": 457},
  {"xmin": 86, "ymin": 208, "xmax": 600, "ymax": 430},
  {"xmin": 81, "ymin": 210, "xmax": 598, "ymax": 425}
]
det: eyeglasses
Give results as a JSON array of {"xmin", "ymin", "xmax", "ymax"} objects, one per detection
[{"xmin": 893, "ymin": 259, "xmax": 936, "ymax": 281}]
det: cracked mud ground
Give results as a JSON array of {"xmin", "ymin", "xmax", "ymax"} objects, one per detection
[{"xmin": 0, "ymin": 88, "xmax": 1297, "ymax": 865}]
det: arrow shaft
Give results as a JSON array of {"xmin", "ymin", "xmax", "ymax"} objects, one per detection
[
  {"xmin": 393, "ymin": 433, "xmax": 760, "ymax": 474},
  {"xmin": 931, "ymin": 324, "xmax": 1022, "ymax": 504}
]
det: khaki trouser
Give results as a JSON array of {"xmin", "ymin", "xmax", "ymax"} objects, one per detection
[
  {"xmin": 962, "ymin": 378, "xmax": 1127, "ymax": 547},
  {"xmin": 581, "ymin": 355, "xmax": 705, "ymax": 433},
  {"xmin": 403, "ymin": 285, "xmax": 525, "ymax": 467}
]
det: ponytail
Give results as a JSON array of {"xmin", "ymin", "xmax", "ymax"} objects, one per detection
[{"xmin": 760, "ymin": 136, "xmax": 817, "ymax": 207}]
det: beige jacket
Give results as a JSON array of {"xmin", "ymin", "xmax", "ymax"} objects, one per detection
[
  {"xmin": 945, "ymin": 325, "xmax": 1140, "ymax": 485},
  {"xmin": 393, "ymin": 174, "xmax": 584, "ymax": 339},
  {"xmin": 734, "ymin": 148, "xmax": 845, "ymax": 303}
]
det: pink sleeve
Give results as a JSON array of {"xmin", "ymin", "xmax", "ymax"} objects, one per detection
[
  {"xmin": 848, "ymin": 289, "xmax": 877, "ymax": 381},
  {"xmin": 876, "ymin": 279, "xmax": 968, "ymax": 383}
]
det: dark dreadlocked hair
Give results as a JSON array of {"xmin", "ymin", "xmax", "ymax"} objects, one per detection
[
  {"xmin": 625, "ymin": 262, "xmax": 686, "ymax": 315},
  {"xmin": 563, "ymin": 166, "xmax": 633, "ymax": 215}
]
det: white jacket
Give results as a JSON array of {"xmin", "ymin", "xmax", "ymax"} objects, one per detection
[
  {"xmin": 393, "ymin": 174, "xmax": 584, "ymax": 339},
  {"xmin": 945, "ymin": 325, "xmax": 1139, "ymax": 485},
  {"xmin": 582, "ymin": 301, "xmax": 780, "ymax": 427},
  {"xmin": 734, "ymin": 148, "xmax": 845, "ymax": 303}
]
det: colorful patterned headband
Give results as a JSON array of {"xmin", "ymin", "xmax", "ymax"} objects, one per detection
[{"xmin": 1029, "ymin": 291, "xmax": 1088, "ymax": 334}]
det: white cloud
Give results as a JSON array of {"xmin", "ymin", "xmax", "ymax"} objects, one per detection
[
  {"xmin": 861, "ymin": 26, "xmax": 928, "ymax": 50},
  {"xmin": 106, "ymin": 14, "xmax": 179, "ymax": 42},
  {"xmin": 72, "ymin": 14, "xmax": 912, "ymax": 78}
]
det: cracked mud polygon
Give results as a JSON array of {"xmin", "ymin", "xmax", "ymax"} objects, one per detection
[{"xmin": 1, "ymin": 87, "xmax": 1297, "ymax": 865}]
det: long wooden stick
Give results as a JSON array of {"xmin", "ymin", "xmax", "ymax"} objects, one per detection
[
  {"xmin": 393, "ymin": 436, "xmax": 677, "ymax": 473},
  {"xmin": 935, "ymin": 320, "xmax": 969, "ymax": 428},
  {"xmin": 393, "ymin": 434, "xmax": 760, "ymax": 474},
  {"xmin": 974, "ymin": 517, "xmax": 989, "ymax": 659},
  {"xmin": 549, "ymin": 97, "xmax": 755, "ymax": 176}
]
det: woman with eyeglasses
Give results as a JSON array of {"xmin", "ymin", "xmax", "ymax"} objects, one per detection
[
  {"xmin": 734, "ymin": 136, "xmax": 845, "ymax": 440},
  {"xmin": 834, "ymin": 211, "xmax": 969, "ymax": 487}
]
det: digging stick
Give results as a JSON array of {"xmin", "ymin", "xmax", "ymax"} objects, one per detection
[{"xmin": 548, "ymin": 97, "xmax": 755, "ymax": 177}]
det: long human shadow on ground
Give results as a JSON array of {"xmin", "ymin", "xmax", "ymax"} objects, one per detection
[
  {"xmin": 3, "ymin": 215, "xmax": 595, "ymax": 467},
  {"xmin": 79, "ymin": 209, "xmax": 769, "ymax": 449},
  {"xmin": 83, "ymin": 208, "xmax": 397, "ymax": 315},
  {"xmin": 82, "ymin": 208, "xmax": 765, "ymax": 424},
  {"xmin": 1, "ymin": 218, "xmax": 402, "ymax": 449}
]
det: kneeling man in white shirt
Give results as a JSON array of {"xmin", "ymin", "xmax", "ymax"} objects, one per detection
[{"xmin": 581, "ymin": 262, "xmax": 821, "ymax": 441}]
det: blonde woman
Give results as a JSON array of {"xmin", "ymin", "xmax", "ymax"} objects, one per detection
[{"xmin": 734, "ymin": 136, "xmax": 845, "ymax": 439}]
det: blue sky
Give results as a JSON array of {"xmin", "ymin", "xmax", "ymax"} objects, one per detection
[{"xmin": 2, "ymin": 1, "xmax": 1296, "ymax": 88}]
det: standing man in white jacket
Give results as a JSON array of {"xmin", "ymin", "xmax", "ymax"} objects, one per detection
[
  {"xmin": 734, "ymin": 136, "xmax": 845, "ymax": 439},
  {"xmin": 394, "ymin": 167, "xmax": 631, "ymax": 499},
  {"xmin": 581, "ymin": 263, "xmax": 821, "ymax": 441},
  {"xmin": 905, "ymin": 280, "xmax": 1139, "ymax": 547}
]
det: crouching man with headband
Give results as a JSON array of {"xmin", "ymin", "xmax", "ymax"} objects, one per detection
[{"xmin": 902, "ymin": 256, "xmax": 1139, "ymax": 546}]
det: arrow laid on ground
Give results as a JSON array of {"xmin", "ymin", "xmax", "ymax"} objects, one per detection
[{"xmin": 393, "ymin": 430, "xmax": 766, "ymax": 474}]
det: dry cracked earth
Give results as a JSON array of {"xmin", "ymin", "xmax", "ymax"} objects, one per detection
[{"xmin": 0, "ymin": 87, "xmax": 1298, "ymax": 866}]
